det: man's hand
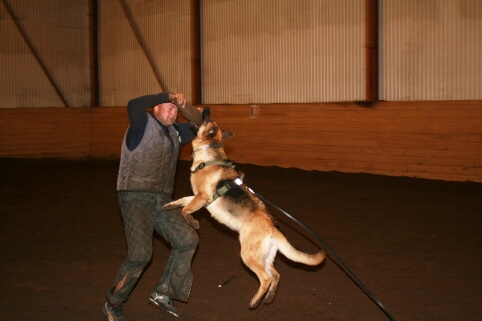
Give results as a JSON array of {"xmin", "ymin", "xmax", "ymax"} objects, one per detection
[
  {"xmin": 168, "ymin": 93, "xmax": 186, "ymax": 109},
  {"xmin": 168, "ymin": 92, "xmax": 202, "ymax": 125}
]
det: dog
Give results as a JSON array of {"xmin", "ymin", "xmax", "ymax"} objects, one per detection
[{"xmin": 162, "ymin": 107, "xmax": 326, "ymax": 309}]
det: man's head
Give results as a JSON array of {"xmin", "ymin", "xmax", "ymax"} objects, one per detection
[{"xmin": 153, "ymin": 103, "xmax": 178, "ymax": 126}]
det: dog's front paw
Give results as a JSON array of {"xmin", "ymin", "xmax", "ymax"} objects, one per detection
[
  {"xmin": 185, "ymin": 214, "xmax": 200, "ymax": 229},
  {"xmin": 162, "ymin": 202, "xmax": 178, "ymax": 211}
]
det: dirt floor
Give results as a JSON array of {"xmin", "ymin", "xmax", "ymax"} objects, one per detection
[{"xmin": 1, "ymin": 158, "xmax": 481, "ymax": 321}]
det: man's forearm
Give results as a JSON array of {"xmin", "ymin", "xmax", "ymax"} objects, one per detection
[{"xmin": 128, "ymin": 92, "xmax": 171, "ymax": 112}]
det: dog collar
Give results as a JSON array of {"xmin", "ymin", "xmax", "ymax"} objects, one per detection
[
  {"xmin": 191, "ymin": 142, "xmax": 223, "ymax": 158},
  {"xmin": 191, "ymin": 160, "xmax": 233, "ymax": 173}
]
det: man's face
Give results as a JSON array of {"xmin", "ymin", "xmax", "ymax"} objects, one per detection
[{"xmin": 154, "ymin": 103, "xmax": 178, "ymax": 126}]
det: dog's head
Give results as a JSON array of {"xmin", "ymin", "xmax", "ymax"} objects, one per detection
[{"xmin": 197, "ymin": 107, "xmax": 233, "ymax": 143}]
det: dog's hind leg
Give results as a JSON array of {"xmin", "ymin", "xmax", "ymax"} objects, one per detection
[
  {"xmin": 240, "ymin": 239, "xmax": 272, "ymax": 309},
  {"xmin": 243, "ymin": 258, "xmax": 272, "ymax": 309},
  {"xmin": 263, "ymin": 254, "xmax": 280, "ymax": 305}
]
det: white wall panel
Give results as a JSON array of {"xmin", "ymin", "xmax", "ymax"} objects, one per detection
[
  {"xmin": 381, "ymin": 0, "xmax": 482, "ymax": 101},
  {"xmin": 99, "ymin": 0, "xmax": 192, "ymax": 106},
  {"xmin": 0, "ymin": 0, "xmax": 90, "ymax": 107},
  {"xmin": 202, "ymin": 0, "xmax": 365, "ymax": 104}
]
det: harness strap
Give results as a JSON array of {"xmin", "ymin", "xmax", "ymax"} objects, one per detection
[
  {"xmin": 212, "ymin": 180, "xmax": 237, "ymax": 202},
  {"xmin": 191, "ymin": 160, "xmax": 233, "ymax": 173},
  {"xmin": 208, "ymin": 177, "xmax": 244, "ymax": 205}
]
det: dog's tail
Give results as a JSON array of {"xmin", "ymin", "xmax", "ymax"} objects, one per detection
[{"xmin": 273, "ymin": 229, "xmax": 326, "ymax": 266}]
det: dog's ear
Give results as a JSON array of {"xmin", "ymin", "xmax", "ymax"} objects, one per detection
[
  {"xmin": 207, "ymin": 126, "xmax": 218, "ymax": 137},
  {"xmin": 202, "ymin": 107, "xmax": 211, "ymax": 122},
  {"xmin": 222, "ymin": 131, "xmax": 234, "ymax": 141}
]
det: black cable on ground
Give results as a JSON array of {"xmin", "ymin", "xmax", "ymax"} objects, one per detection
[{"xmin": 252, "ymin": 190, "xmax": 396, "ymax": 321}]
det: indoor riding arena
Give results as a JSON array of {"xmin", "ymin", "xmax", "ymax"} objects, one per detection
[{"xmin": 1, "ymin": 1, "xmax": 481, "ymax": 321}]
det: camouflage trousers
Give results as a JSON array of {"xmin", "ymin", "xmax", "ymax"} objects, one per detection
[{"xmin": 106, "ymin": 191, "xmax": 198, "ymax": 305}]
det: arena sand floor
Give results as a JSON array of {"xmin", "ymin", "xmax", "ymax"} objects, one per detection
[{"xmin": 1, "ymin": 158, "xmax": 481, "ymax": 321}]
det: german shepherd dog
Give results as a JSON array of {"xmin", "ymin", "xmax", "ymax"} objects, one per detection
[{"xmin": 163, "ymin": 108, "xmax": 326, "ymax": 309}]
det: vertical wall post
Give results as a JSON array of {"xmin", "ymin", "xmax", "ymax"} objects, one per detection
[
  {"xmin": 89, "ymin": 0, "xmax": 99, "ymax": 107},
  {"xmin": 366, "ymin": 0, "xmax": 379, "ymax": 102},
  {"xmin": 191, "ymin": 0, "xmax": 202, "ymax": 105}
]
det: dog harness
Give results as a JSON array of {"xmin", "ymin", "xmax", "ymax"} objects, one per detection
[
  {"xmin": 189, "ymin": 158, "xmax": 245, "ymax": 204},
  {"xmin": 211, "ymin": 178, "xmax": 244, "ymax": 202}
]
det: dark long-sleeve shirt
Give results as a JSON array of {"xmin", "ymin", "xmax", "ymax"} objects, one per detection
[{"xmin": 125, "ymin": 93, "xmax": 197, "ymax": 151}]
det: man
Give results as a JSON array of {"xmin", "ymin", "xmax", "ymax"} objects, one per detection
[{"xmin": 103, "ymin": 92, "xmax": 203, "ymax": 321}]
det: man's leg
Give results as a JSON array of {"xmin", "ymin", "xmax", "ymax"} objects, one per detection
[
  {"xmin": 106, "ymin": 191, "xmax": 156, "ymax": 305},
  {"xmin": 152, "ymin": 195, "xmax": 199, "ymax": 302}
]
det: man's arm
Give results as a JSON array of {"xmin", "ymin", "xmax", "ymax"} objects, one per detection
[
  {"xmin": 168, "ymin": 92, "xmax": 202, "ymax": 126},
  {"xmin": 126, "ymin": 92, "xmax": 171, "ymax": 150}
]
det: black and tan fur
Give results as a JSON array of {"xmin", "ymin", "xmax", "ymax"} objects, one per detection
[{"xmin": 163, "ymin": 108, "xmax": 326, "ymax": 309}]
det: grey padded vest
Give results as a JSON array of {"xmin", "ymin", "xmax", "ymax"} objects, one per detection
[{"xmin": 117, "ymin": 114, "xmax": 180, "ymax": 194}]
